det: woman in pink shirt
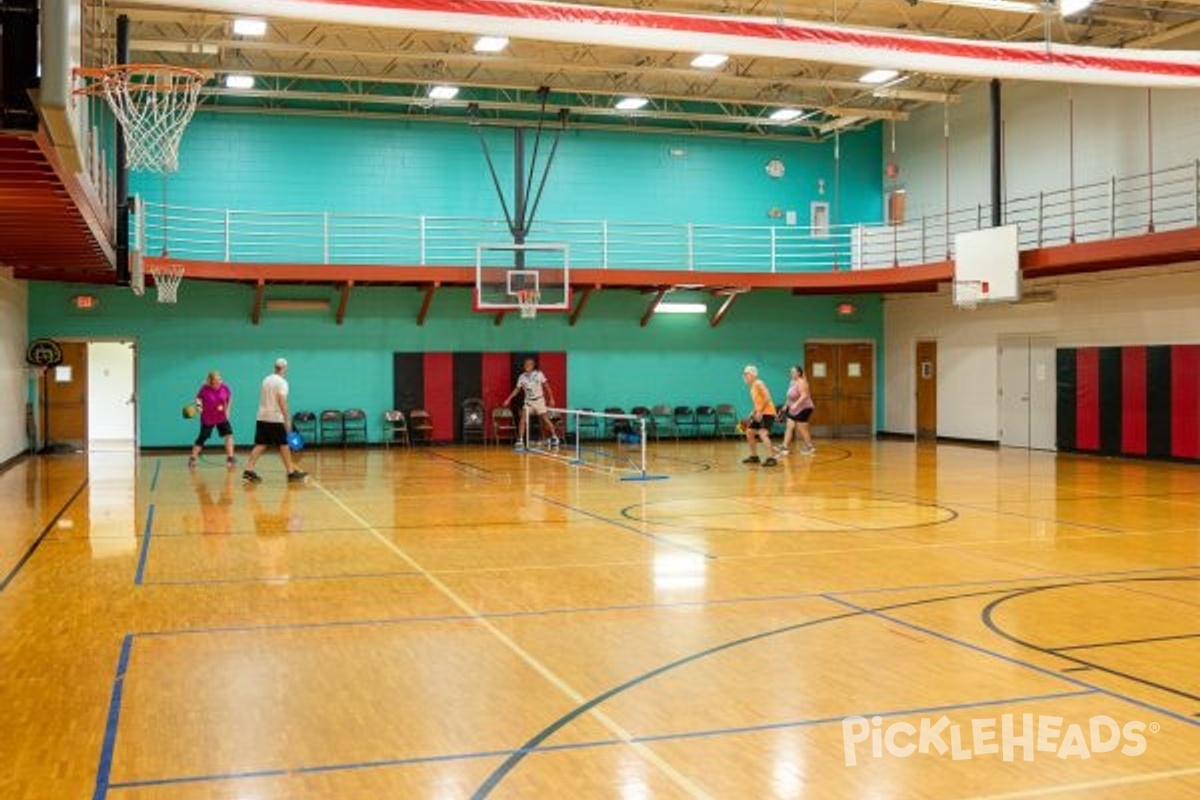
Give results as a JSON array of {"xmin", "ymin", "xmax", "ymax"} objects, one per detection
[{"xmin": 189, "ymin": 370, "xmax": 237, "ymax": 468}]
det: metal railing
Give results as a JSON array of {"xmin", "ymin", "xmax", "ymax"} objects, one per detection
[{"xmin": 134, "ymin": 159, "xmax": 1200, "ymax": 274}]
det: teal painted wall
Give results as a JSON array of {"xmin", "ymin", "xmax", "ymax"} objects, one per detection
[
  {"xmin": 133, "ymin": 113, "xmax": 882, "ymax": 226},
  {"xmin": 28, "ymin": 282, "xmax": 884, "ymax": 447}
]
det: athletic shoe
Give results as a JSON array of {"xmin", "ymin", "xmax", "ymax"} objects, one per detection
[
  {"xmin": 226, "ymin": 456, "xmax": 238, "ymax": 468},
  {"xmin": 287, "ymin": 470, "xmax": 308, "ymax": 482},
  {"xmin": 187, "ymin": 456, "xmax": 197, "ymax": 469},
  {"xmin": 763, "ymin": 457, "xmax": 779, "ymax": 467},
  {"xmin": 549, "ymin": 437, "xmax": 560, "ymax": 448},
  {"xmin": 513, "ymin": 443, "xmax": 525, "ymax": 452},
  {"xmin": 242, "ymin": 469, "xmax": 262, "ymax": 484},
  {"xmin": 773, "ymin": 446, "xmax": 790, "ymax": 456},
  {"xmin": 801, "ymin": 445, "xmax": 817, "ymax": 455},
  {"xmin": 742, "ymin": 455, "xmax": 761, "ymax": 464}
]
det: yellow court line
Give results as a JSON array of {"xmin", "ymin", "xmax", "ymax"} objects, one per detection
[
  {"xmin": 958, "ymin": 764, "xmax": 1200, "ymax": 799},
  {"xmin": 312, "ymin": 480, "xmax": 715, "ymax": 800}
]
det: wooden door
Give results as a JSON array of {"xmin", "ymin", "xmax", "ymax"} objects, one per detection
[
  {"xmin": 916, "ymin": 340, "xmax": 937, "ymax": 439},
  {"xmin": 45, "ymin": 342, "xmax": 87, "ymax": 450},
  {"xmin": 804, "ymin": 342, "xmax": 875, "ymax": 438}
]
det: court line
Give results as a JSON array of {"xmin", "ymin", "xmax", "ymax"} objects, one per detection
[
  {"xmin": 141, "ymin": 570, "xmax": 422, "ymax": 587},
  {"xmin": 132, "ymin": 504, "xmax": 155, "ymax": 586},
  {"xmin": 828, "ymin": 593, "xmax": 1200, "ymax": 728},
  {"xmin": 310, "ymin": 479, "xmax": 717, "ymax": 800},
  {"xmin": 93, "ymin": 634, "xmax": 134, "ymax": 800},
  {"xmin": 1054, "ymin": 631, "xmax": 1200, "ymax": 652},
  {"xmin": 149, "ymin": 459, "xmax": 161, "ymax": 493},
  {"xmin": 0, "ymin": 478, "xmax": 88, "ymax": 593},
  {"xmin": 956, "ymin": 765, "xmax": 1200, "ymax": 800},
  {"xmin": 100, "ymin": 689, "xmax": 1096, "ymax": 792}
]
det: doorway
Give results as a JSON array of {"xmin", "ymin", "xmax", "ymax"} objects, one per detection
[
  {"xmin": 916, "ymin": 340, "xmax": 937, "ymax": 439},
  {"xmin": 998, "ymin": 336, "xmax": 1056, "ymax": 450},
  {"xmin": 804, "ymin": 341, "xmax": 874, "ymax": 438},
  {"xmin": 87, "ymin": 341, "xmax": 137, "ymax": 451}
]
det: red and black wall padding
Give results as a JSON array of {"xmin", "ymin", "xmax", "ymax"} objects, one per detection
[{"xmin": 1057, "ymin": 344, "xmax": 1200, "ymax": 460}]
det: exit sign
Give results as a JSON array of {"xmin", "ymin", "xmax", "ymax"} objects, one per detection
[{"xmin": 73, "ymin": 295, "xmax": 98, "ymax": 310}]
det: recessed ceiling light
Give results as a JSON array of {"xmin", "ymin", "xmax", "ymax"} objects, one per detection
[
  {"xmin": 615, "ymin": 97, "xmax": 649, "ymax": 111},
  {"xmin": 860, "ymin": 69, "xmax": 900, "ymax": 84},
  {"xmin": 224, "ymin": 74, "xmax": 255, "ymax": 89},
  {"xmin": 428, "ymin": 85, "xmax": 460, "ymax": 100},
  {"xmin": 657, "ymin": 302, "xmax": 708, "ymax": 314},
  {"xmin": 691, "ymin": 53, "xmax": 729, "ymax": 69},
  {"xmin": 474, "ymin": 36, "xmax": 509, "ymax": 53},
  {"xmin": 1059, "ymin": 0, "xmax": 1093, "ymax": 15},
  {"xmin": 769, "ymin": 108, "xmax": 804, "ymax": 122},
  {"xmin": 232, "ymin": 18, "xmax": 267, "ymax": 36}
]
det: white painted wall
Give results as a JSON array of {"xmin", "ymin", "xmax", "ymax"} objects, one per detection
[
  {"xmin": 891, "ymin": 82, "xmax": 1200, "ymax": 220},
  {"xmin": 0, "ymin": 270, "xmax": 30, "ymax": 462},
  {"xmin": 884, "ymin": 265, "xmax": 1200, "ymax": 441}
]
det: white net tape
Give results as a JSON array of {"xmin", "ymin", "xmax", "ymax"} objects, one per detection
[
  {"xmin": 78, "ymin": 66, "xmax": 203, "ymax": 173},
  {"xmin": 151, "ymin": 266, "xmax": 184, "ymax": 304}
]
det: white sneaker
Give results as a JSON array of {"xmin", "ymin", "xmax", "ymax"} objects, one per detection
[
  {"xmin": 549, "ymin": 437, "xmax": 560, "ymax": 448},
  {"xmin": 801, "ymin": 445, "xmax": 816, "ymax": 455},
  {"xmin": 773, "ymin": 446, "xmax": 790, "ymax": 456}
]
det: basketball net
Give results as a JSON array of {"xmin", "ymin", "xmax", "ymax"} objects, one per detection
[
  {"xmin": 151, "ymin": 265, "xmax": 184, "ymax": 304},
  {"xmin": 515, "ymin": 289, "xmax": 541, "ymax": 319},
  {"xmin": 74, "ymin": 65, "xmax": 204, "ymax": 173},
  {"xmin": 953, "ymin": 280, "xmax": 987, "ymax": 311}
]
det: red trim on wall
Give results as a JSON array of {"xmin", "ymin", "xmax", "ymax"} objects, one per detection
[
  {"xmin": 1121, "ymin": 346, "xmax": 1147, "ymax": 455},
  {"xmin": 423, "ymin": 352, "xmax": 455, "ymax": 442},
  {"xmin": 1171, "ymin": 345, "xmax": 1200, "ymax": 459},
  {"xmin": 1075, "ymin": 348, "xmax": 1100, "ymax": 451},
  {"xmin": 481, "ymin": 352, "xmax": 513, "ymax": 437}
]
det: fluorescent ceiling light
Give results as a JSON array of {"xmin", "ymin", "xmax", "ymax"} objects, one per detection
[
  {"xmin": 941, "ymin": 0, "xmax": 1043, "ymax": 11},
  {"xmin": 859, "ymin": 69, "xmax": 900, "ymax": 85},
  {"xmin": 768, "ymin": 108, "xmax": 805, "ymax": 122},
  {"xmin": 428, "ymin": 85, "xmax": 459, "ymax": 100},
  {"xmin": 473, "ymin": 36, "xmax": 509, "ymax": 52},
  {"xmin": 615, "ymin": 97, "xmax": 649, "ymax": 111},
  {"xmin": 1059, "ymin": 0, "xmax": 1093, "ymax": 15},
  {"xmin": 691, "ymin": 53, "xmax": 729, "ymax": 69},
  {"xmin": 657, "ymin": 302, "xmax": 707, "ymax": 314},
  {"xmin": 224, "ymin": 74, "xmax": 254, "ymax": 89},
  {"xmin": 232, "ymin": 18, "xmax": 267, "ymax": 36}
]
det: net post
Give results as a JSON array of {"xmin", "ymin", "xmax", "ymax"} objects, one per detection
[{"xmin": 639, "ymin": 417, "xmax": 648, "ymax": 478}]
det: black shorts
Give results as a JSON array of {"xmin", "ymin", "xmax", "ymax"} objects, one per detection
[
  {"xmin": 785, "ymin": 408, "xmax": 814, "ymax": 423},
  {"xmin": 254, "ymin": 421, "xmax": 288, "ymax": 447},
  {"xmin": 195, "ymin": 420, "xmax": 233, "ymax": 445},
  {"xmin": 748, "ymin": 414, "xmax": 775, "ymax": 431}
]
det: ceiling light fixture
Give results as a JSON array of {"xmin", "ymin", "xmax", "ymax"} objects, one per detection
[
  {"xmin": 223, "ymin": 74, "xmax": 255, "ymax": 89},
  {"xmin": 657, "ymin": 302, "xmax": 708, "ymax": 314},
  {"xmin": 232, "ymin": 18, "xmax": 267, "ymax": 36},
  {"xmin": 1059, "ymin": 0, "xmax": 1093, "ymax": 15},
  {"xmin": 933, "ymin": 0, "xmax": 1043, "ymax": 12},
  {"xmin": 428, "ymin": 85, "xmax": 460, "ymax": 100},
  {"xmin": 473, "ymin": 36, "xmax": 509, "ymax": 52},
  {"xmin": 615, "ymin": 97, "xmax": 650, "ymax": 111},
  {"xmin": 859, "ymin": 69, "xmax": 900, "ymax": 85},
  {"xmin": 768, "ymin": 108, "xmax": 806, "ymax": 123},
  {"xmin": 690, "ymin": 53, "xmax": 729, "ymax": 69}
]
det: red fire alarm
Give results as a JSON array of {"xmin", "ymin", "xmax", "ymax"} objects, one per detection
[{"xmin": 73, "ymin": 295, "xmax": 99, "ymax": 310}]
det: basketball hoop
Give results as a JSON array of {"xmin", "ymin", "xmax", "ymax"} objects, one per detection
[
  {"xmin": 73, "ymin": 64, "xmax": 205, "ymax": 173},
  {"xmin": 953, "ymin": 280, "xmax": 988, "ymax": 310},
  {"xmin": 151, "ymin": 265, "xmax": 184, "ymax": 304},
  {"xmin": 515, "ymin": 289, "xmax": 540, "ymax": 319}
]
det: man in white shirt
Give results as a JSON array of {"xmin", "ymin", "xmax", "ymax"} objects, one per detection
[
  {"xmin": 503, "ymin": 357, "xmax": 559, "ymax": 450},
  {"xmin": 242, "ymin": 358, "xmax": 307, "ymax": 483}
]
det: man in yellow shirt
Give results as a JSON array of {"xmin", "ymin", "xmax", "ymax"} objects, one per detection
[{"xmin": 742, "ymin": 365, "xmax": 778, "ymax": 467}]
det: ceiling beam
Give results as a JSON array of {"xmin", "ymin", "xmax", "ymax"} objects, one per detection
[
  {"xmin": 336, "ymin": 280, "xmax": 352, "ymax": 324},
  {"xmin": 417, "ymin": 282, "xmax": 437, "ymax": 326},
  {"xmin": 640, "ymin": 288, "xmax": 668, "ymax": 328},
  {"xmin": 569, "ymin": 286, "xmax": 594, "ymax": 327}
]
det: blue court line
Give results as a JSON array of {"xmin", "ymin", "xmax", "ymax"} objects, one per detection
[
  {"xmin": 100, "ymin": 688, "xmax": 1096, "ymax": 793},
  {"xmin": 93, "ymin": 634, "xmax": 133, "ymax": 800},
  {"xmin": 823, "ymin": 594, "xmax": 1200, "ymax": 730},
  {"xmin": 126, "ymin": 562, "xmax": 1200, "ymax": 639},
  {"xmin": 0, "ymin": 479, "xmax": 88, "ymax": 593},
  {"xmin": 149, "ymin": 459, "xmax": 161, "ymax": 493},
  {"xmin": 142, "ymin": 570, "xmax": 421, "ymax": 587},
  {"xmin": 133, "ymin": 505, "xmax": 155, "ymax": 586}
]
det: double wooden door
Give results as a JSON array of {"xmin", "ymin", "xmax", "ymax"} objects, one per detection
[{"xmin": 804, "ymin": 342, "xmax": 874, "ymax": 438}]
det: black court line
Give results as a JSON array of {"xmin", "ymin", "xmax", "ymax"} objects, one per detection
[
  {"xmin": 1054, "ymin": 631, "xmax": 1200, "ymax": 652},
  {"xmin": 982, "ymin": 577, "xmax": 1200, "ymax": 704},
  {"xmin": 0, "ymin": 478, "xmax": 89, "ymax": 593},
  {"xmin": 142, "ymin": 570, "xmax": 423, "ymax": 587}
]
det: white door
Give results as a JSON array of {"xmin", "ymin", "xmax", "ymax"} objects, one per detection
[
  {"xmin": 1028, "ymin": 337, "xmax": 1057, "ymax": 451},
  {"xmin": 87, "ymin": 341, "xmax": 137, "ymax": 450},
  {"xmin": 998, "ymin": 336, "xmax": 1057, "ymax": 450},
  {"xmin": 998, "ymin": 338, "xmax": 1030, "ymax": 449}
]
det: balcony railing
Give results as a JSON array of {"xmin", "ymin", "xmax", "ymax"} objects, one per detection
[{"xmin": 134, "ymin": 160, "xmax": 1200, "ymax": 274}]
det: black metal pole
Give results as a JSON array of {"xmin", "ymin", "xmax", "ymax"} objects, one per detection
[
  {"xmin": 115, "ymin": 14, "xmax": 131, "ymax": 286},
  {"xmin": 990, "ymin": 78, "xmax": 1002, "ymax": 228}
]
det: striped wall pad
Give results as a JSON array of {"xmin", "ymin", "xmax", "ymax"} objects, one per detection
[
  {"xmin": 1057, "ymin": 345, "xmax": 1200, "ymax": 460},
  {"xmin": 393, "ymin": 352, "xmax": 567, "ymax": 442}
]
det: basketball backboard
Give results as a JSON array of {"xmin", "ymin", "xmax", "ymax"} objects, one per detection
[{"xmin": 953, "ymin": 225, "xmax": 1020, "ymax": 307}]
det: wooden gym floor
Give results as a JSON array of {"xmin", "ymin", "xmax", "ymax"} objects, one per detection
[{"xmin": 1, "ymin": 440, "xmax": 1198, "ymax": 799}]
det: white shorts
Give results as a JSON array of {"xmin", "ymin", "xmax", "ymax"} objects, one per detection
[{"xmin": 525, "ymin": 398, "xmax": 548, "ymax": 415}]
